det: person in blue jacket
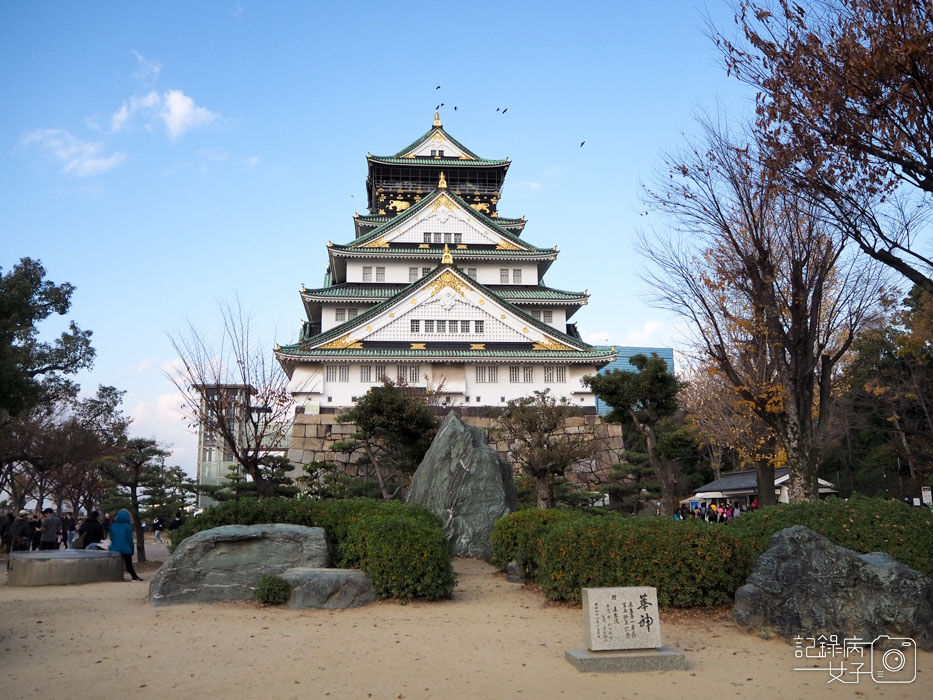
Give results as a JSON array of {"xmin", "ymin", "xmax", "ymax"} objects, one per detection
[{"xmin": 109, "ymin": 509, "xmax": 143, "ymax": 582}]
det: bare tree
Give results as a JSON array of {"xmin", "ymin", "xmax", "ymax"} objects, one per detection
[
  {"xmin": 641, "ymin": 118, "xmax": 884, "ymax": 502},
  {"xmin": 166, "ymin": 301, "xmax": 297, "ymax": 499}
]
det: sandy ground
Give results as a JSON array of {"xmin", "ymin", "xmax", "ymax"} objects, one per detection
[{"xmin": 0, "ymin": 544, "xmax": 929, "ymax": 700}]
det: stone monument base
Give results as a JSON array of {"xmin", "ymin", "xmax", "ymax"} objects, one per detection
[
  {"xmin": 564, "ymin": 646, "xmax": 688, "ymax": 673},
  {"xmin": 7, "ymin": 550, "xmax": 125, "ymax": 586}
]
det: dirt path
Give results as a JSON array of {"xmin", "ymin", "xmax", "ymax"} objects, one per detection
[{"xmin": 0, "ymin": 556, "xmax": 927, "ymax": 699}]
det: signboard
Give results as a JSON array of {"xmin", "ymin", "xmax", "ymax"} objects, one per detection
[{"xmin": 582, "ymin": 586, "xmax": 662, "ymax": 651}]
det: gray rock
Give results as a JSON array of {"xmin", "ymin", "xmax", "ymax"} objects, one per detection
[
  {"xmin": 281, "ymin": 567, "xmax": 375, "ymax": 609},
  {"xmin": 149, "ymin": 523, "xmax": 329, "ymax": 606},
  {"xmin": 733, "ymin": 525, "xmax": 933, "ymax": 650},
  {"xmin": 406, "ymin": 411, "xmax": 517, "ymax": 559},
  {"xmin": 506, "ymin": 559, "xmax": 525, "ymax": 583}
]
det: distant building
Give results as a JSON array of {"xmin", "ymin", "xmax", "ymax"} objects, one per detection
[
  {"xmin": 194, "ymin": 384, "xmax": 290, "ymax": 508},
  {"xmin": 593, "ymin": 347, "xmax": 675, "ymax": 416},
  {"xmin": 686, "ymin": 467, "xmax": 838, "ymax": 507}
]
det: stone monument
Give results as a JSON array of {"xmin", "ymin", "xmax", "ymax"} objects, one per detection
[{"xmin": 565, "ymin": 586, "xmax": 688, "ymax": 672}]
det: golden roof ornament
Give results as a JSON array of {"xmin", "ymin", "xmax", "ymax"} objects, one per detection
[
  {"xmin": 434, "ymin": 110, "xmax": 441, "ymax": 127},
  {"xmin": 441, "ymin": 244, "xmax": 453, "ymax": 265},
  {"xmin": 438, "ymin": 171, "xmax": 447, "ymax": 189}
]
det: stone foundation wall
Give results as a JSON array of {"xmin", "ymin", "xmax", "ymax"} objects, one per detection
[{"xmin": 287, "ymin": 412, "xmax": 624, "ymax": 485}]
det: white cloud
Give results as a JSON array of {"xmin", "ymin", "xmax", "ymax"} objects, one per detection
[
  {"xmin": 129, "ymin": 390, "xmax": 197, "ymax": 475},
  {"xmin": 21, "ymin": 129, "xmax": 126, "ymax": 177},
  {"xmin": 130, "ymin": 50, "xmax": 161, "ymax": 86},
  {"xmin": 245, "ymin": 156, "xmax": 259, "ymax": 167},
  {"xmin": 583, "ymin": 321, "xmax": 669, "ymax": 348},
  {"xmin": 110, "ymin": 89, "xmax": 218, "ymax": 140},
  {"xmin": 161, "ymin": 89, "xmax": 218, "ymax": 140},
  {"xmin": 514, "ymin": 180, "xmax": 543, "ymax": 192}
]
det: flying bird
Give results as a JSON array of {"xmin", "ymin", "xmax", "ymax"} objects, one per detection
[
  {"xmin": 454, "ymin": 106, "xmax": 457, "ymax": 111},
  {"xmin": 435, "ymin": 104, "xmax": 440, "ymax": 110},
  {"xmin": 435, "ymin": 85, "xmax": 441, "ymax": 90},
  {"xmin": 502, "ymin": 108, "xmax": 508, "ymax": 114},
  {"xmin": 580, "ymin": 141, "xmax": 585, "ymax": 147},
  {"xmin": 496, "ymin": 107, "xmax": 500, "ymax": 112}
]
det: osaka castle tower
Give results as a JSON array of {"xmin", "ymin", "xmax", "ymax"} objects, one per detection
[{"xmin": 275, "ymin": 113, "xmax": 616, "ymax": 411}]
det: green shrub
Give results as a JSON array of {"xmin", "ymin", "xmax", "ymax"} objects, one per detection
[
  {"xmin": 254, "ymin": 574, "xmax": 293, "ymax": 606},
  {"xmin": 345, "ymin": 512, "xmax": 456, "ymax": 602},
  {"xmin": 729, "ymin": 495, "xmax": 933, "ymax": 577},
  {"xmin": 536, "ymin": 515, "xmax": 751, "ymax": 608},
  {"xmin": 170, "ymin": 497, "xmax": 454, "ymax": 601},
  {"xmin": 490, "ymin": 508, "xmax": 588, "ymax": 577}
]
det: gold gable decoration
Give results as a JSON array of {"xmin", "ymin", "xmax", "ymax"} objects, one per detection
[
  {"xmin": 360, "ymin": 235, "xmax": 390, "ymax": 248},
  {"xmin": 532, "ymin": 337, "xmax": 575, "ymax": 352},
  {"xmin": 319, "ymin": 334, "xmax": 363, "ymax": 350},
  {"xmin": 441, "ymin": 244, "xmax": 453, "ymax": 265},
  {"xmin": 438, "ymin": 172, "xmax": 447, "ymax": 189},
  {"xmin": 429, "ymin": 269, "xmax": 473, "ymax": 298},
  {"xmin": 434, "ymin": 111, "xmax": 441, "ymax": 127},
  {"xmin": 428, "ymin": 193, "xmax": 455, "ymax": 212},
  {"xmin": 495, "ymin": 238, "xmax": 523, "ymax": 251}
]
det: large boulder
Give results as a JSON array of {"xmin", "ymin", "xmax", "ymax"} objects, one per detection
[
  {"xmin": 281, "ymin": 567, "xmax": 375, "ymax": 609},
  {"xmin": 149, "ymin": 523, "xmax": 329, "ymax": 606},
  {"xmin": 406, "ymin": 411, "xmax": 517, "ymax": 559},
  {"xmin": 733, "ymin": 525, "xmax": 933, "ymax": 650}
]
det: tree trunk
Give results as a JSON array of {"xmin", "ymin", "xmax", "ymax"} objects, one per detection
[
  {"xmin": 130, "ymin": 489, "xmax": 146, "ymax": 563},
  {"xmin": 364, "ymin": 440, "xmax": 393, "ymax": 501},
  {"xmin": 755, "ymin": 460, "xmax": 777, "ymax": 506},
  {"xmin": 536, "ymin": 472, "xmax": 552, "ymax": 509},
  {"xmin": 632, "ymin": 415, "xmax": 677, "ymax": 516}
]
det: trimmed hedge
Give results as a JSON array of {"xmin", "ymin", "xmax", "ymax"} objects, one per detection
[
  {"xmin": 171, "ymin": 497, "xmax": 456, "ymax": 601},
  {"xmin": 536, "ymin": 515, "xmax": 750, "ymax": 608},
  {"xmin": 729, "ymin": 495, "xmax": 933, "ymax": 577},
  {"xmin": 490, "ymin": 508, "xmax": 588, "ymax": 578}
]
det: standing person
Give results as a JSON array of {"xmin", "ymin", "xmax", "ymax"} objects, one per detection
[
  {"xmin": 8, "ymin": 511, "xmax": 34, "ymax": 552},
  {"xmin": 152, "ymin": 516, "xmax": 165, "ymax": 544},
  {"xmin": 102, "ymin": 512, "xmax": 112, "ymax": 538},
  {"xmin": 108, "ymin": 510, "xmax": 143, "ymax": 582},
  {"xmin": 38, "ymin": 508, "xmax": 62, "ymax": 551},
  {"xmin": 63, "ymin": 513, "xmax": 76, "ymax": 549},
  {"xmin": 29, "ymin": 513, "xmax": 42, "ymax": 550},
  {"xmin": 76, "ymin": 511, "xmax": 105, "ymax": 549}
]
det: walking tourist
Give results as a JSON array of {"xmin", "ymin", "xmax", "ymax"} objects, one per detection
[
  {"xmin": 108, "ymin": 509, "xmax": 143, "ymax": 582},
  {"xmin": 152, "ymin": 516, "xmax": 165, "ymax": 544},
  {"xmin": 76, "ymin": 511, "xmax": 105, "ymax": 549}
]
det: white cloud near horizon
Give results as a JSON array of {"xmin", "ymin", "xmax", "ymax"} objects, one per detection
[
  {"xmin": 111, "ymin": 89, "xmax": 218, "ymax": 140},
  {"xmin": 583, "ymin": 320, "xmax": 669, "ymax": 348},
  {"xmin": 21, "ymin": 129, "xmax": 126, "ymax": 176}
]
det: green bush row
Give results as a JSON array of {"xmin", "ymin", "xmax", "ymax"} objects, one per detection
[
  {"xmin": 536, "ymin": 515, "xmax": 750, "ymax": 607},
  {"xmin": 728, "ymin": 495, "xmax": 933, "ymax": 577},
  {"xmin": 491, "ymin": 496, "xmax": 933, "ymax": 608},
  {"xmin": 172, "ymin": 497, "xmax": 456, "ymax": 601}
]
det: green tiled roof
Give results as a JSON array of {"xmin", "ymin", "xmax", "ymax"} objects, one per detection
[
  {"xmin": 277, "ymin": 347, "xmax": 613, "ymax": 361},
  {"xmin": 301, "ymin": 283, "xmax": 586, "ymax": 303},
  {"xmin": 370, "ymin": 156, "xmax": 509, "ymax": 167},
  {"xmin": 389, "ymin": 125, "xmax": 484, "ymax": 160},
  {"xmin": 346, "ymin": 188, "xmax": 550, "ymax": 253},
  {"xmin": 330, "ymin": 246, "xmax": 555, "ymax": 259},
  {"xmin": 279, "ymin": 263, "xmax": 596, "ymax": 356}
]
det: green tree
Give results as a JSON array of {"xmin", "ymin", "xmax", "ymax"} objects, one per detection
[
  {"xmin": 336, "ymin": 380, "xmax": 438, "ymax": 500},
  {"xmin": 100, "ymin": 438, "xmax": 170, "ymax": 562},
  {"xmin": 584, "ymin": 354, "xmax": 684, "ymax": 515},
  {"xmin": 0, "ymin": 258, "xmax": 95, "ymax": 418},
  {"xmin": 495, "ymin": 389, "xmax": 597, "ymax": 510}
]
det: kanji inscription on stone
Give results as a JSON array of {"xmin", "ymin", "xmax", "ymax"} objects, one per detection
[{"xmin": 582, "ymin": 587, "xmax": 662, "ymax": 651}]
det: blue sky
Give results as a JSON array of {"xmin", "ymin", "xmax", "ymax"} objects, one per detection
[{"xmin": 1, "ymin": 1, "xmax": 752, "ymax": 474}]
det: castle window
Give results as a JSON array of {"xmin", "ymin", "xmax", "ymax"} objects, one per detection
[
  {"xmin": 500, "ymin": 268, "xmax": 509, "ymax": 283},
  {"xmin": 531, "ymin": 310, "xmax": 541, "ymax": 321},
  {"xmin": 335, "ymin": 308, "xmax": 346, "ymax": 322},
  {"xmin": 475, "ymin": 365, "xmax": 498, "ymax": 383},
  {"xmin": 460, "ymin": 320, "xmax": 471, "ymax": 333},
  {"xmin": 326, "ymin": 365, "xmax": 338, "ymax": 382},
  {"xmin": 339, "ymin": 365, "xmax": 349, "ymax": 382},
  {"xmin": 454, "ymin": 233, "xmax": 462, "ymax": 244},
  {"xmin": 542, "ymin": 309, "xmax": 553, "ymax": 323},
  {"xmin": 474, "ymin": 320, "xmax": 484, "ymax": 333},
  {"xmin": 424, "ymin": 232, "xmax": 432, "ymax": 243},
  {"xmin": 411, "ymin": 319, "xmax": 420, "ymax": 333},
  {"xmin": 409, "ymin": 267, "xmax": 418, "ymax": 282},
  {"xmin": 362, "ymin": 266, "xmax": 372, "ymax": 282},
  {"xmin": 422, "ymin": 267, "xmax": 431, "ymax": 277},
  {"xmin": 512, "ymin": 269, "xmax": 522, "ymax": 284},
  {"xmin": 360, "ymin": 365, "xmax": 371, "ymax": 383},
  {"xmin": 544, "ymin": 366, "xmax": 566, "ymax": 383},
  {"xmin": 467, "ymin": 267, "xmax": 477, "ymax": 279},
  {"xmin": 444, "ymin": 232, "xmax": 452, "ymax": 243},
  {"xmin": 348, "ymin": 308, "xmax": 358, "ymax": 320},
  {"xmin": 436, "ymin": 320, "xmax": 446, "ymax": 333},
  {"xmin": 425, "ymin": 320, "xmax": 434, "ymax": 333},
  {"xmin": 375, "ymin": 267, "xmax": 385, "ymax": 282},
  {"xmin": 434, "ymin": 232, "xmax": 443, "ymax": 243}
]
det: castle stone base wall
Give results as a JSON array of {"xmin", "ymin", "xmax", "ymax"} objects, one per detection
[{"xmin": 287, "ymin": 412, "xmax": 624, "ymax": 485}]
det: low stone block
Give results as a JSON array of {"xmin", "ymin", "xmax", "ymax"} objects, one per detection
[
  {"xmin": 281, "ymin": 567, "xmax": 375, "ymax": 609},
  {"xmin": 565, "ymin": 647, "xmax": 688, "ymax": 673},
  {"xmin": 7, "ymin": 550, "xmax": 125, "ymax": 586},
  {"xmin": 149, "ymin": 523, "xmax": 329, "ymax": 606}
]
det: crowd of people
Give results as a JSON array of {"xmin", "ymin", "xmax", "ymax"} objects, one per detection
[{"xmin": 674, "ymin": 500, "xmax": 761, "ymax": 523}]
